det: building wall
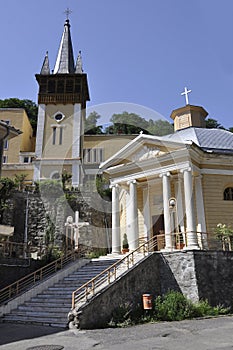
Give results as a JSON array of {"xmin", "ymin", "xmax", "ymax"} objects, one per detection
[
  {"xmin": 84, "ymin": 135, "xmax": 136, "ymax": 164},
  {"xmin": 202, "ymin": 174, "xmax": 233, "ymax": 232},
  {"xmin": 42, "ymin": 104, "xmax": 75, "ymax": 159},
  {"xmin": 1, "ymin": 109, "xmax": 33, "ymax": 164}
]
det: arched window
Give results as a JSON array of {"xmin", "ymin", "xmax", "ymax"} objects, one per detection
[
  {"xmin": 224, "ymin": 187, "xmax": 233, "ymax": 200},
  {"xmin": 51, "ymin": 172, "xmax": 60, "ymax": 180}
]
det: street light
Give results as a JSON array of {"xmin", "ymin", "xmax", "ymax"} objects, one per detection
[{"xmin": 169, "ymin": 197, "xmax": 178, "ymax": 248}]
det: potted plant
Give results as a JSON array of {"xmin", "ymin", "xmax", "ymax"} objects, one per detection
[{"xmin": 122, "ymin": 233, "xmax": 129, "ymax": 254}]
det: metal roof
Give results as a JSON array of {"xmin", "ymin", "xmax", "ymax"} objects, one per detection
[{"xmin": 164, "ymin": 127, "xmax": 233, "ymax": 153}]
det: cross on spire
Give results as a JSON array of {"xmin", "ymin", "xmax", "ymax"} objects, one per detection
[
  {"xmin": 64, "ymin": 7, "xmax": 72, "ymax": 20},
  {"xmin": 181, "ymin": 87, "xmax": 192, "ymax": 105}
]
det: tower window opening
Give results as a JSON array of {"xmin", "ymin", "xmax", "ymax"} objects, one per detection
[
  {"xmin": 224, "ymin": 187, "xmax": 233, "ymax": 201},
  {"xmin": 52, "ymin": 127, "xmax": 56, "ymax": 145},
  {"xmin": 59, "ymin": 127, "xmax": 63, "ymax": 145}
]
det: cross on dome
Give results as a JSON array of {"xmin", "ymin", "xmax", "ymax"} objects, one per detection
[{"xmin": 181, "ymin": 87, "xmax": 192, "ymax": 105}]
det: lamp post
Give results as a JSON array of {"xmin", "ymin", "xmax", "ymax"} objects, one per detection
[{"xmin": 169, "ymin": 197, "xmax": 178, "ymax": 249}]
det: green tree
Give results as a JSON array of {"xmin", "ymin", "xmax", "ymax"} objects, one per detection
[
  {"xmin": 0, "ymin": 98, "xmax": 38, "ymax": 135},
  {"xmin": 14, "ymin": 173, "xmax": 28, "ymax": 191},
  {"xmin": 0, "ymin": 177, "xmax": 16, "ymax": 223},
  {"xmin": 105, "ymin": 112, "xmax": 149, "ymax": 134},
  {"xmin": 85, "ymin": 111, "xmax": 103, "ymax": 134},
  {"xmin": 206, "ymin": 118, "xmax": 224, "ymax": 129},
  {"xmin": 228, "ymin": 127, "xmax": 233, "ymax": 133},
  {"xmin": 147, "ymin": 119, "xmax": 174, "ymax": 136}
]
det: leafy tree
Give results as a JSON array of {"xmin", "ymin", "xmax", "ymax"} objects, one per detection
[
  {"xmin": 61, "ymin": 171, "xmax": 72, "ymax": 191},
  {"xmin": 105, "ymin": 112, "xmax": 149, "ymax": 134},
  {"xmin": 228, "ymin": 127, "xmax": 233, "ymax": 133},
  {"xmin": 206, "ymin": 118, "xmax": 224, "ymax": 129},
  {"xmin": 0, "ymin": 98, "xmax": 38, "ymax": 135},
  {"xmin": 14, "ymin": 173, "xmax": 28, "ymax": 191},
  {"xmin": 85, "ymin": 111, "xmax": 103, "ymax": 134},
  {"xmin": 147, "ymin": 119, "xmax": 174, "ymax": 136},
  {"xmin": 0, "ymin": 177, "xmax": 16, "ymax": 223}
]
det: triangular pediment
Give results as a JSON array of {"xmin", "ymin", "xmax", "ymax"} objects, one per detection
[{"xmin": 100, "ymin": 134, "xmax": 187, "ymax": 169}]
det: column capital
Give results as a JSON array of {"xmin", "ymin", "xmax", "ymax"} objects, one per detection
[
  {"xmin": 180, "ymin": 166, "xmax": 192, "ymax": 174},
  {"xmin": 127, "ymin": 179, "xmax": 137, "ymax": 185},
  {"xmin": 110, "ymin": 183, "xmax": 119, "ymax": 189},
  {"xmin": 159, "ymin": 171, "xmax": 170, "ymax": 178}
]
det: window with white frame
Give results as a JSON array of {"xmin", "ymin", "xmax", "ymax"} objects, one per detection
[{"xmin": 52, "ymin": 126, "xmax": 63, "ymax": 145}]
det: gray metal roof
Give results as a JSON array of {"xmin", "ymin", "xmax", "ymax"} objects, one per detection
[{"xmin": 164, "ymin": 127, "xmax": 233, "ymax": 154}]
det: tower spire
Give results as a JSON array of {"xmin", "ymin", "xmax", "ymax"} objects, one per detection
[
  {"xmin": 40, "ymin": 51, "xmax": 50, "ymax": 75},
  {"xmin": 53, "ymin": 19, "xmax": 75, "ymax": 74},
  {"xmin": 75, "ymin": 50, "xmax": 83, "ymax": 73}
]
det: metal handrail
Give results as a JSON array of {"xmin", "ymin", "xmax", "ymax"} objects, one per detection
[
  {"xmin": 71, "ymin": 235, "xmax": 158, "ymax": 309},
  {"xmin": 0, "ymin": 251, "xmax": 78, "ymax": 305}
]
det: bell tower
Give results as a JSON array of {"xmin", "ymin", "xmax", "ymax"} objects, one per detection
[{"xmin": 34, "ymin": 18, "xmax": 90, "ymax": 187}]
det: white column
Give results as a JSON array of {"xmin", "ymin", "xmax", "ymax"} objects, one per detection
[
  {"xmin": 195, "ymin": 175, "xmax": 208, "ymax": 249},
  {"xmin": 183, "ymin": 168, "xmax": 199, "ymax": 249},
  {"xmin": 111, "ymin": 185, "xmax": 121, "ymax": 254},
  {"xmin": 72, "ymin": 160, "xmax": 80, "ymax": 187},
  {"xmin": 143, "ymin": 187, "xmax": 150, "ymax": 240},
  {"xmin": 72, "ymin": 103, "xmax": 82, "ymax": 158},
  {"xmin": 161, "ymin": 172, "xmax": 173, "ymax": 251},
  {"xmin": 128, "ymin": 180, "xmax": 139, "ymax": 250},
  {"xmin": 35, "ymin": 104, "xmax": 45, "ymax": 159},
  {"xmin": 175, "ymin": 177, "xmax": 185, "ymax": 232}
]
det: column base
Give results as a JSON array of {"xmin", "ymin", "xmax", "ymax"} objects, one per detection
[{"xmin": 183, "ymin": 245, "xmax": 200, "ymax": 251}]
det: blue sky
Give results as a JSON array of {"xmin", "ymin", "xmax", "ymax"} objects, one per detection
[{"xmin": 0, "ymin": 0, "xmax": 233, "ymax": 128}]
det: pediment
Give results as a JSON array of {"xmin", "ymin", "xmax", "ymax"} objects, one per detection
[{"xmin": 131, "ymin": 146, "xmax": 165, "ymax": 162}]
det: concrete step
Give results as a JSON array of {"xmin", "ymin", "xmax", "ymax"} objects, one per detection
[{"xmin": 1, "ymin": 256, "xmax": 122, "ymax": 327}]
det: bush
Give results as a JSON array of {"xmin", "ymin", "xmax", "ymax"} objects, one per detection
[
  {"xmin": 108, "ymin": 291, "xmax": 231, "ymax": 328},
  {"xmin": 155, "ymin": 291, "xmax": 195, "ymax": 321}
]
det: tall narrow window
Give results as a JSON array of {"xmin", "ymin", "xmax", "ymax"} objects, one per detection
[
  {"xmin": 224, "ymin": 187, "xmax": 233, "ymax": 200},
  {"xmin": 4, "ymin": 139, "xmax": 8, "ymax": 149},
  {"xmin": 3, "ymin": 156, "xmax": 7, "ymax": 164},
  {"xmin": 99, "ymin": 148, "xmax": 103, "ymax": 162},
  {"xmin": 52, "ymin": 127, "xmax": 56, "ymax": 145},
  {"xmin": 59, "ymin": 127, "xmax": 63, "ymax": 145},
  {"xmin": 93, "ymin": 149, "xmax": 97, "ymax": 163}
]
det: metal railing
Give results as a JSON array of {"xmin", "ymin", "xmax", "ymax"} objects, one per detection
[
  {"xmin": 71, "ymin": 236, "xmax": 158, "ymax": 309},
  {"xmin": 0, "ymin": 251, "xmax": 78, "ymax": 305},
  {"xmin": 0, "ymin": 241, "xmax": 25, "ymax": 258}
]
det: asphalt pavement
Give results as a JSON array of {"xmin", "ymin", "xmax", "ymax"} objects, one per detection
[{"xmin": 0, "ymin": 316, "xmax": 233, "ymax": 349}]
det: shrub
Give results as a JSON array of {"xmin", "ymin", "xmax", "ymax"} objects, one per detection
[{"xmin": 155, "ymin": 291, "xmax": 195, "ymax": 321}]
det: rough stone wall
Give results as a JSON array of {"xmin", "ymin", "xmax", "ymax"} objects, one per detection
[
  {"xmin": 1, "ymin": 191, "xmax": 112, "ymax": 254},
  {"xmin": 78, "ymin": 254, "xmax": 161, "ymax": 329},
  {"xmin": 77, "ymin": 251, "xmax": 233, "ymax": 329},
  {"xmin": 159, "ymin": 251, "xmax": 199, "ymax": 302},
  {"xmin": 194, "ymin": 251, "xmax": 233, "ymax": 307}
]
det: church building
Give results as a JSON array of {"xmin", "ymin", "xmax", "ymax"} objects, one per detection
[{"xmin": 101, "ymin": 101, "xmax": 233, "ymax": 252}]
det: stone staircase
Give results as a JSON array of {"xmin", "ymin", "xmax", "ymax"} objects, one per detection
[{"xmin": 1, "ymin": 257, "xmax": 120, "ymax": 328}]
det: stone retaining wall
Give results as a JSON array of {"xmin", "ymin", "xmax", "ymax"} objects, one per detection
[{"xmin": 77, "ymin": 251, "xmax": 233, "ymax": 329}]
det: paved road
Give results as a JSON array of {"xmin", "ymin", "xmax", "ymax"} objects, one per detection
[{"xmin": 1, "ymin": 316, "xmax": 233, "ymax": 349}]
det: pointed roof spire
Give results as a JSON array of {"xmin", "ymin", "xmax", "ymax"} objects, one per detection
[
  {"xmin": 40, "ymin": 51, "xmax": 50, "ymax": 75},
  {"xmin": 53, "ymin": 19, "xmax": 75, "ymax": 74},
  {"xmin": 75, "ymin": 50, "xmax": 83, "ymax": 73}
]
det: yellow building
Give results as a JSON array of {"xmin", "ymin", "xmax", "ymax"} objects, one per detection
[
  {"xmin": 101, "ymin": 104, "xmax": 233, "ymax": 252},
  {"xmin": 1, "ymin": 109, "xmax": 35, "ymax": 181},
  {"xmin": 0, "ymin": 19, "xmax": 138, "ymax": 187}
]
